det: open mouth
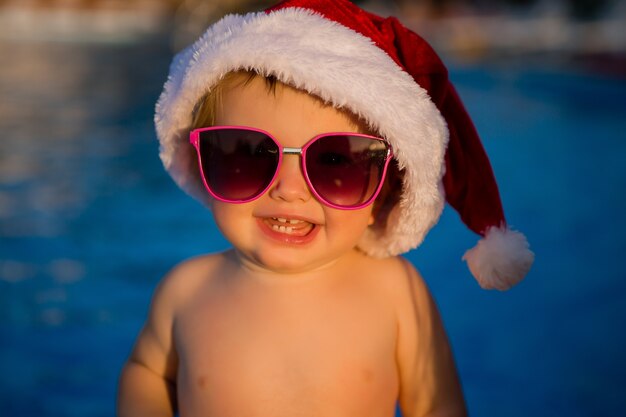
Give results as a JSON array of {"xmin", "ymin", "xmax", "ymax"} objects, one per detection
[{"xmin": 264, "ymin": 217, "xmax": 316, "ymax": 237}]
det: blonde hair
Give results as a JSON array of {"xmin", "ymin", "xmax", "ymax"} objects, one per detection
[{"xmin": 191, "ymin": 71, "xmax": 278, "ymax": 129}]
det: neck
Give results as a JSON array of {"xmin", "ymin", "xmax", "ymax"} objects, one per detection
[{"xmin": 227, "ymin": 248, "xmax": 362, "ymax": 285}]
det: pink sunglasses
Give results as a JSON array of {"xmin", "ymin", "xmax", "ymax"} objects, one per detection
[{"xmin": 190, "ymin": 126, "xmax": 393, "ymax": 210}]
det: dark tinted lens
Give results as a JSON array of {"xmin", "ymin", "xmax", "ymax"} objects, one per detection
[
  {"xmin": 305, "ymin": 135, "xmax": 388, "ymax": 207},
  {"xmin": 198, "ymin": 129, "xmax": 279, "ymax": 201}
]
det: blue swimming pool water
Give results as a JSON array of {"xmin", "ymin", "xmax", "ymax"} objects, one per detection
[{"xmin": 0, "ymin": 35, "xmax": 625, "ymax": 417}]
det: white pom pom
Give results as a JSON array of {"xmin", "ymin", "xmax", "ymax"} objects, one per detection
[{"xmin": 462, "ymin": 226, "xmax": 534, "ymax": 290}]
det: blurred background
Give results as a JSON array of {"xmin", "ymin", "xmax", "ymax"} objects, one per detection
[{"xmin": 0, "ymin": 0, "xmax": 625, "ymax": 416}]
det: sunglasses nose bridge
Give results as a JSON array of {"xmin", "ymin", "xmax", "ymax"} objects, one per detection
[{"xmin": 282, "ymin": 147, "xmax": 303, "ymax": 156}]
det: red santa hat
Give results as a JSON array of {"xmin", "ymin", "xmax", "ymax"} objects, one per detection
[{"xmin": 155, "ymin": 0, "xmax": 534, "ymax": 290}]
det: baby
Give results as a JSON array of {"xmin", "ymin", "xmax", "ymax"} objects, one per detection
[{"xmin": 117, "ymin": 1, "xmax": 533, "ymax": 416}]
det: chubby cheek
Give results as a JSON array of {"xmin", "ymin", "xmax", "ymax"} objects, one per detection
[
  {"xmin": 210, "ymin": 201, "xmax": 251, "ymax": 244},
  {"xmin": 323, "ymin": 206, "xmax": 374, "ymax": 246}
]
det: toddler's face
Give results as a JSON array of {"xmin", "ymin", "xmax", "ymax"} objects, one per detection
[{"xmin": 209, "ymin": 76, "xmax": 375, "ymax": 273}]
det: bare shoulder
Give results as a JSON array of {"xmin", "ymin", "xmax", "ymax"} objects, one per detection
[
  {"xmin": 357, "ymin": 254, "xmax": 430, "ymax": 306},
  {"xmin": 154, "ymin": 251, "xmax": 230, "ymax": 308},
  {"xmin": 358, "ymin": 255, "xmax": 443, "ymax": 347},
  {"xmin": 161, "ymin": 252, "xmax": 226, "ymax": 287}
]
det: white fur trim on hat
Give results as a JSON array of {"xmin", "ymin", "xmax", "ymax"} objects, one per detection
[{"xmin": 155, "ymin": 8, "xmax": 448, "ymax": 257}]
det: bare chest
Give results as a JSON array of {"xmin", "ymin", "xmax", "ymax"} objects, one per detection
[{"xmin": 174, "ymin": 282, "xmax": 399, "ymax": 416}]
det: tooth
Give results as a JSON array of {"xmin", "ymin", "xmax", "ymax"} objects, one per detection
[
  {"xmin": 277, "ymin": 218, "xmax": 287, "ymax": 223},
  {"xmin": 289, "ymin": 219, "xmax": 300, "ymax": 224},
  {"xmin": 272, "ymin": 225, "xmax": 279, "ymax": 231},
  {"xmin": 279, "ymin": 226, "xmax": 286, "ymax": 233}
]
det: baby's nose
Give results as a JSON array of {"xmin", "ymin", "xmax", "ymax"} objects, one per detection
[{"xmin": 268, "ymin": 154, "xmax": 311, "ymax": 203}]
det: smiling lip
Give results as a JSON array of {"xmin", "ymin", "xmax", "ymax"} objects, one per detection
[{"xmin": 257, "ymin": 215, "xmax": 320, "ymax": 245}]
